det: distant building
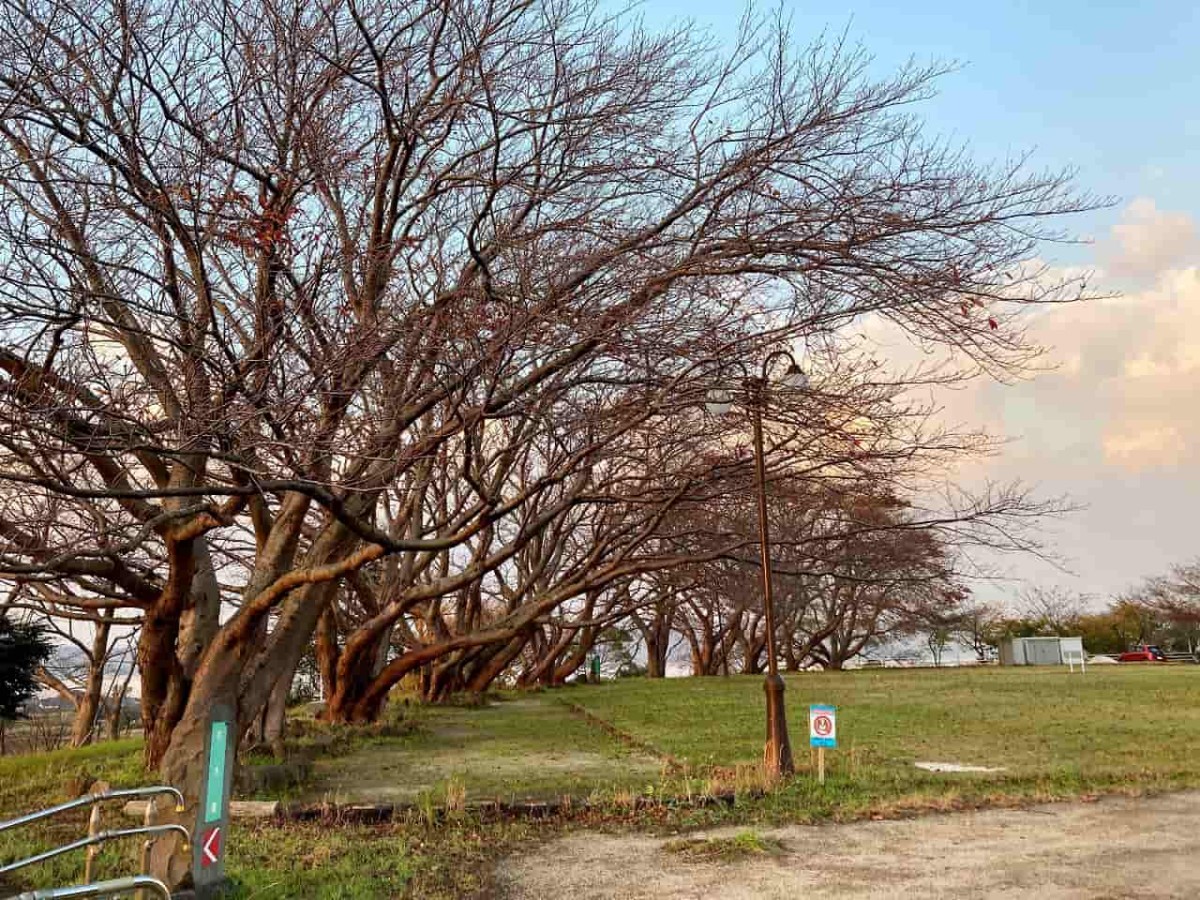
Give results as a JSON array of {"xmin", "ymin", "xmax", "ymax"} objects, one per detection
[{"xmin": 998, "ymin": 636, "xmax": 1085, "ymax": 666}]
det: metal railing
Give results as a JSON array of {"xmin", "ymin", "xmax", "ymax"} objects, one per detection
[
  {"xmin": 0, "ymin": 788, "xmax": 183, "ymax": 836},
  {"xmin": 1, "ymin": 824, "xmax": 190, "ymax": 876},
  {"xmin": 1, "ymin": 786, "xmax": 187, "ymax": 899},
  {"xmin": 10, "ymin": 874, "xmax": 172, "ymax": 899}
]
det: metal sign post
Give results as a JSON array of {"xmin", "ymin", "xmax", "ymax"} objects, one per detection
[
  {"xmin": 193, "ymin": 704, "xmax": 236, "ymax": 899},
  {"xmin": 808, "ymin": 704, "xmax": 837, "ymax": 785}
]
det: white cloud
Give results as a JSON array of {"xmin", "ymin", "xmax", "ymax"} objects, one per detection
[
  {"xmin": 847, "ymin": 200, "xmax": 1200, "ymax": 596},
  {"xmin": 916, "ymin": 205, "xmax": 1200, "ymax": 479},
  {"xmin": 1101, "ymin": 197, "xmax": 1200, "ymax": 281},
  {"xmin": 1029, "ymin": 265, "xmax": 1200, "ymax": 473},
  {"xmin": 1102, "ymin": 426, "xmax": 1185, "ymax": 470}
]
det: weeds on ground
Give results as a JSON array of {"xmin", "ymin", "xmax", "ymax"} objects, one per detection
[
  {"xmin": 663, "ymin": 829, "xmax": 785, "ymax": 862},
  {"xmin": 444, "ymin": 775, "xmax": 467, "ymax": 818}
]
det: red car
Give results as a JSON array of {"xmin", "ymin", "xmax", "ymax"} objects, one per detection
[{"xmin": 1118, "ymin": 645, "xmax": 1167, "ymax": 662}]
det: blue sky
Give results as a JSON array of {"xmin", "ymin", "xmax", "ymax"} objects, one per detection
[
  {"xmin": 633, "ymin": 1, "xmax": 1200, "ymax": 605},
  {"xmin": 634, "ymin": 1, "xmax": 1200, "ymax": 241}
]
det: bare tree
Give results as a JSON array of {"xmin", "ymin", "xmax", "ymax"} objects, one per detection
[
  {"xmin": 37, "ymin": 609, "xmax": 115, "ymax": 746},
  {"xmin": 0, "ymin": 0, "xmax": 1094, "ymax": 885},
  {"xmin": 953, "ymin": 601, "xmax": 1004, "ymax": 662},
  {"xmin": 628, "ymin": 575, "xmax": 685, "ymax": 679},
  {"xmin": 1123, "ymin": 560, "xmax": 1200, "ymax": 654},
  {"xmin": 1019, "ymin": 586, "xmax": 1088, "ymax": 635}
]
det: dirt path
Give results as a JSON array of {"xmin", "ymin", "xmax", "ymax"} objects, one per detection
[{"xmin": 499, "ymin": 791, "xmax": 1200, "ymax": 898}]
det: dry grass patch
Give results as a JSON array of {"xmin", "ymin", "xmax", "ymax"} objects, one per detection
[{"xmin": 663, "ymin": 829, "xmax": 785, "ymax": 862}]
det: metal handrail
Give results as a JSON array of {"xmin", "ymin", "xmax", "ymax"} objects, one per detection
[
  {"xmin": 0, "ymin": 824, "xmax": 190, "ymax": 876},
  {"xmin": 0, "ymin": 786, "xmax": 188, "ymax": 897},
  {"xmin": 0, "ymin": 787, "xmax": 184, "ymax": 835},
  {"xmin": 12, "ymin": 874, "xmax": 171, "ymax": 899}
]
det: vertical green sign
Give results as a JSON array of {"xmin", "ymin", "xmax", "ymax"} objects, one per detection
[{"xmin": 204, "ymin": 721, "xmax": 228, "ymax": 823}]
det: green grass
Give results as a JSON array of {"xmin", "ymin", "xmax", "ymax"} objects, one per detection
[
  {"xmin": 573, "ymin": 667, "xmax": 1200, "ymax": 772},
  {"xmin": 570, "ymin": 666, "xmax": 1200, "ymax": 823},
  {"xmin": 663, "ymin": 829, "xmax": 785, "ymax": 862},
  {"xmin": 0, "ymin": 740, "xmax": 149, "ymax": 896},
  {"xmin": 305, "ymin": 693, "xmax": 661, "ymax": 804},
  {"xmin": 0, "ymin": 735, "xmax": 528, "ymax": 898},
  {"xmin": 0, "ymin": 738, "xmax": 148, "ymax": 818},
  {"xmin": 5, "ymin": 667, "xmax": 1200, "ymax": 896},
  {"xmin": 226, "ymin": 824, "xmax": 415, "ymax": 897}
]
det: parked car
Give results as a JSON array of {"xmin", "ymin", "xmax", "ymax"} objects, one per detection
[{"xmin": 1117, "ymin": 645, "xmax": 1167, "ymax": 662}]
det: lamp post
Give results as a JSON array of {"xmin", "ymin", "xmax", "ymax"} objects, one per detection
[{"xmin": 706, "ymin": 350, "xmax": 806, "ymax": 777}]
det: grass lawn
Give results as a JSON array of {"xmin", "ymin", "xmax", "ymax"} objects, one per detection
[
  {"xmin": 3, "ymin": 666, "xmax": 1200, "ymax": 897},
  {"xmin": 569, "ymin": 665, "xmax": 1200, "ymax": 821},
  {"xmin": 0, "ymin": 736, "xmax": 530, "ymax": 898},
  {"xmin": 304, "ymin": 695, "xmax": 661, "ymax": 804}
]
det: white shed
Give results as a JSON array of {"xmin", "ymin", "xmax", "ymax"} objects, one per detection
[{"xmin": 998, "ymin": 636, "xmax": 1084, "ymax": 666}]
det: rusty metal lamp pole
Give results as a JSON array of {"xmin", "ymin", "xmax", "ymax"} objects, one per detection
[{"xmin": 707, "ymin": 350, "xmax": 806, "ymax": 777}]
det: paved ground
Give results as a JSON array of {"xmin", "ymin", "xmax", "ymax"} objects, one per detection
[{"xmin": 499, "ymin": 791, "xmax": 1200, "ymax": 899}]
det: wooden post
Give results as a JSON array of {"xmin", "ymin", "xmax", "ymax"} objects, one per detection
[
  {"xmin": 136, "ymin": 791, "xmax": 160, "ymax": 900},
  {"xmin": 125, "ymin": 799, "xmax": 280, "ymax": 820},
  {"xmin": 83, "ymin": 803, "xmax": 101, "ymax": 882},
  {"xmin": 84, "ymin": 781, "xmax": 110, "ymax": 883},
  {"xmin": 817, "ymin": 747, "xmax": 826, "ymax": 785}
]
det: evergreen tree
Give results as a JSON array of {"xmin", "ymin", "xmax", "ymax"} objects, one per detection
[{"xmin": 0, "ymin": 614, "xmax": 52, "ymax": 720}]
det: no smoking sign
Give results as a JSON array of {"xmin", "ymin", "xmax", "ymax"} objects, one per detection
[{"xmin": 809, "ymin": 704, "xmax": 837, "ymax": 748}]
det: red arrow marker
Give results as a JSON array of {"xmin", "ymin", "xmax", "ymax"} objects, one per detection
[{"xmin": 201, "ymin": 826, "xmax": 221, "ymax": 868}]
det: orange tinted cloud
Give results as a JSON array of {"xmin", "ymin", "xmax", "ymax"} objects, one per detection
[{"xmin": 1102, "ymin": 197, "xmax": 1199, "ymax": 281}]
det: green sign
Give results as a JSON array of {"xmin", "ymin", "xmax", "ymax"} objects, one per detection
[
  {"xmin": 194, "ymin": 706, "xmax": 236, "ymax": 898},
  {"xmin": 204, "ymin": 721, "xmax": 228, "ymax": 823}
]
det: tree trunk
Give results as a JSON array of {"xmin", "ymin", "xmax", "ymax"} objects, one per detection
[
  {"xmin": 645, "ymin": 632, "xmax": 667, "ymax": 677},
  {"xmin": 71, "ymin": 682, "xmax": 102, "ymax": 748},
  {"xmin": 552, "ymin": 626, "xmax": 598, "ymax": 684},
  {"xmin": 149, "ymin": 513, "xmax": 354, "ymax": 887},
  {"xmin": 640, "ymin": 613, "xmax": 672, "ymax": 678},
  {"xmin": 262, "ymin": 669, "xmax": 291, "ymax": 757},
  {"xmin": 139, "ymin": 577, "xmax": 191, "ymax": 768},
  {"xmin": 742, "ymin": 638, "xmax": 765, "ymax": 675},
  {"xmin": 71, "ymin": 611, "xmax": 113, "ymax": 747},
  {"xmin": 325, "ymin": 616, "xmax": 394, "ymax": 722},
  {"xmin": 107, "ymin": 691, "xmax": 125, "ymax": 741},
  {"xmin": 314, "ymin": 606, "xmax": 340, "ymax": 709},
  {"xmin": 141, "ymin": 534, "xmax": 223, "ymax": 769},
  {"xmin": 151, "ymin": 665, "xmax": 242, "ymax": 890},
  {"xmin": 466, "ymin": 633, "xmax": 528, "ymax": 694},
  {"xmin": 177, "ymin": 541, "xmax": 222, "ymax": 680}
]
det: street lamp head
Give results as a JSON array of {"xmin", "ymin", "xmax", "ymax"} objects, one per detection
[
  {"xmin": 782, "ymin": 363, "xmax": 808, "ymax": 390},
  {"xmin": 705, "ymin": 388, "xmax": 734, "ymax": 417}
]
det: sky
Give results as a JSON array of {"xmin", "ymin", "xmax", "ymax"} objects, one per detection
[{"xmin": 631, "ymin": 1, "xmax": 1200, "ymax": 607}]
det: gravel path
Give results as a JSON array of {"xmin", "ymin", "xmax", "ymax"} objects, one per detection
[{"xmin": 499, "ymin": 791, "xmax": 1200, "ymax": 899}]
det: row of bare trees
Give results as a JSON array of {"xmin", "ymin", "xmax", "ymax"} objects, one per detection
[
  {"xmin": 32, "ymin": 610, "xmax": 137, "ymax": 746},
  {"xmin": 954, "ymin": 564, "xmax": 1200, "ymax": 659},
  {"xmin": 0, "ymin": 0, "xmax": 1093, "ymax": 885},
  {"xmin": 611, "ymin": 482, "xmax": 1000, "ymax": 677}
]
